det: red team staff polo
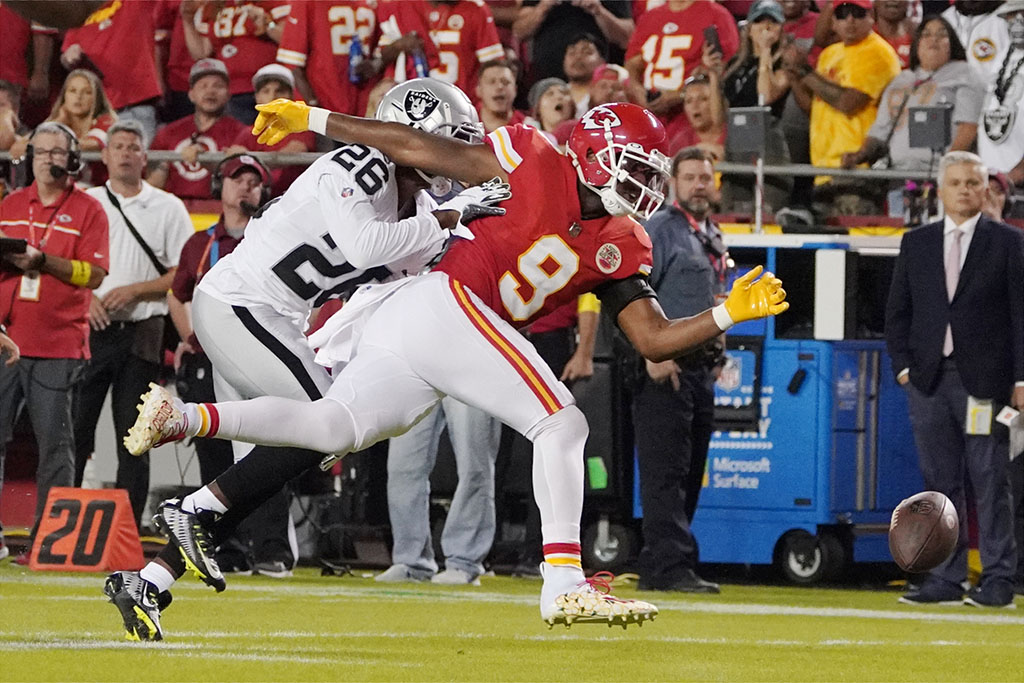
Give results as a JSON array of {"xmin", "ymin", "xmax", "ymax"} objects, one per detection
[{"xmin": 0, "ymin": 184, "xmax": 109, "ymax": 359}]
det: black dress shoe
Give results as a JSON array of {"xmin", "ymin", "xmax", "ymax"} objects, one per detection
[
  {"xmin": 965, "ymin": 580, "xmax": 1017, "ymax": 609},
  {"xmin": 638, "ymin": 569, "xmax": 721, "ymax": 594},
  {"xmin": 898, "ymin": 578, "xmax": 963, "ymax": 605}
]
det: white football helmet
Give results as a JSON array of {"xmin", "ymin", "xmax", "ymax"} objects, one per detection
[{"xmin": 375, "ymin": 78, "xmax": 484, "ymax": 195}]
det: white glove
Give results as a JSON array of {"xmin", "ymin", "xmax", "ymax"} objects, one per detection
[{"xmin": 437, "ymin": 177, "xmax": 511, "ymax": 224}]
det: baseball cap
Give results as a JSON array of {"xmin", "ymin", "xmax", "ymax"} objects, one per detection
[
  {"xmin": 747, "ymin": 0, "xmax": 784, "ymax": 23},
  {"xmin": 528, "ymin": 77, "xmax": 568, "ymax": 113},
  {"xmin": 996, "ymin": 0, "xmax": 1024, "ymax": 16},
  {"xmin": 592, "ymin": 64, "xmax": 629, "ymax": 84},
  {"xmin": 252, "ymin": 63, "xmax": 295, "ymax": 92},
  {"xmin": 219, "ymin": 153, "xmax": 271, "ymax": 186},
  {"xmin": 189, "ymin": 58, "xmax": 229, "ymax": 87},
  {"xmin": 834, "ymin": 0, "xmax": 873, "ymax": 11},
  {"xmin": 989, "ymin": 171, "xmax": 1013, "ymax": 196}
]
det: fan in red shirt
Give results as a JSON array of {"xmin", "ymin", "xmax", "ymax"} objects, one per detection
[
  {"xmin": 149, "ymin": 59, "xmax": 247, "ymax": 199},
  {"xmin": 60, "ymin": 1, "xmax": 162, "ymax": 119},
  {"xmin": 183, "ymin": 0, "xmax": 292, "ymax": 124},
  {"xmin": 625, "ymin": 0, "xmax": 739, "ymax": 140},
  {"xmin": 0, "ymin": 5, "xmax": 55, "ymax": 103},
  {"xmin": 875, "ymin": 0, "xmax": 917, "ymax": 69},
  {"xmin": 276, "ymin": 0, "xmax": 380, "ymax": 117},
  {"xmin": 475, "ymin": 61, "xmax": 526, "ymax": 132},
  {"xmin": 375, "ymin": 0, "xmax": 443, "ymax": 82},
  {"xmin": 225, "ymin": 64, "xmax": 315, "ymax": 196},
  {"xmin": 423, "ymin": 0, "xmax": 504, "ymax": 95},
  {"xmin": 154, "ymin": 0, "xmax": 203, "ymax": 122}
]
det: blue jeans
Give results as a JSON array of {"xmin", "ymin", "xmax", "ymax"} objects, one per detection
[{"xmin": 386, "ymin": 397, "xmax": 500, "ymax": 578}]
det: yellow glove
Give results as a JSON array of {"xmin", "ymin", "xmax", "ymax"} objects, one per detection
[
  {"xmin": 253, "ymin": 98, "xmax": 314, "ymax": 146},
  {"xmin": 714, "ymin": 265, "xmax": 789, "ymax": 329}
]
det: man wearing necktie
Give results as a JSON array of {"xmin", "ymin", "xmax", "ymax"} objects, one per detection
[{"xmin": 886, "ymin": 150, "xmax": 1024, "ymax": 608}]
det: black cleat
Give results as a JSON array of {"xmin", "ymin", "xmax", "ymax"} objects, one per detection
[
  {"xmin": 153, "ymin": 498, "xmax": 226, "ymax": 592},
  {"xmin": 104, "ymin": 571, "xmax": 170, "ymax": 641}
]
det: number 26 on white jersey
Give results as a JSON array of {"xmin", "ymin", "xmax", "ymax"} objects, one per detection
[{"xmin": 499, "ymin": 236, "xmax": 579, "ymax": 321}]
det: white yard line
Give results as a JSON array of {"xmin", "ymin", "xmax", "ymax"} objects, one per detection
[
  {"xmin": 3, "ymin": 573, "xmax": 1022, "ymax": 627},
  {"xmin": 0, "ymin": 630, "xmax": 1016, "ymax": 651}
]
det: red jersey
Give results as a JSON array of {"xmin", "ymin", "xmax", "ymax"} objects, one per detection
[
  {"xmin": 883, "ymin": 30, "xmax": 913, "ymax": 69},
  {"xmin": 276, "ymin": 0, "xmax": 379, "ymax": 116},
  {"xmin": 154, "ymin": 0, "xmax": 194, "ymax": 93},
  {"xmin": 435, "ymin": 125, "xmax": 653, "ymax": 328},
  {"xmin": 376, "ymin": 0, "xmax": 442, "ymax": 82},
  {"xmin": 230, "ymin": 127, "xmax": 315, "ymax": 196},
  {"xmin": 0, "ymin": 3, "xmax": 31, "ymax": 88},
  {"xmin": 83, "ymin": 112, "xmax": 117, "ymax": 187},
  {"xmin": 626, "ymin": 2, "xmax": 739, "ymax": 93},
  {"xmin": 171, "ymin": 219, "xmax": 243, "ymax": 350},
  {"xmin": 0, "ymin": 183, "xmax": 110, "ymax": 359},
  {"xmin": 62, "ymin": 0, "xmax": 162, "ymax": 110},
  {"xmin": 424, "ymin": 0, "xmax": 503, "ymax": 94},
  {"xmin": 150, "ymin": 114, "xmax": 248, "ymax": 199},
  {"xmin": 784, "ymin": 10, "xmax": 821, "ymax": 66},
  {"xmin": 196, "ymin": 0, "xmax": 292, "ymax": 95}
]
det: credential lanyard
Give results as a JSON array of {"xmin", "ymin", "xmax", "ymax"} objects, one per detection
[{"xmin": 27, "ymin": 186, "xmax": 73, "ymax": 249}]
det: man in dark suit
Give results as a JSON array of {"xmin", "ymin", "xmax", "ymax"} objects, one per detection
[{"xmin": 886, "ymin": 151, "xmax": 1024, "ymax": 608}]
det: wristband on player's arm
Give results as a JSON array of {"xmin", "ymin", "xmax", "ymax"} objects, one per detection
[
  {"xmin": 69, "ymin": 259, "xmax": 92, "ymax": 287},
  {"xmin": 308, "ymin": 107, "xmax": 331, "ymax": 135}
]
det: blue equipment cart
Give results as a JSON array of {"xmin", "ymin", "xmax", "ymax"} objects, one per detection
[{"xmin": 624, "ymin": 233, "xmax": 925, "ymax": 583}]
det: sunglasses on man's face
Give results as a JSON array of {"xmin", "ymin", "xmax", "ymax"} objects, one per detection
[{"xmin": 834, "ymin": 4, "xmax": 868, "ymax": 20}]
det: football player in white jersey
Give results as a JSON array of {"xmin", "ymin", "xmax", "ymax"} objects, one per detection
[{"xmin": 102, "ymin": 79, "xmax": 510, "ymax": 642}]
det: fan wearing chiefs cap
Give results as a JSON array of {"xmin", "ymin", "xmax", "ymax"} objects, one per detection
[{"xmin": 119, "ymin": 93, "xmax": 788, "ymax": 632}]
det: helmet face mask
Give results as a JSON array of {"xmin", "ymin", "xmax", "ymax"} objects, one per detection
[
  {"xmin": 567, "ymin": 103, "xmax": 671, "ymax": 221},
  {"xmin": 375, "ymin": 78, "xmax": 483, "ymax": 195}
]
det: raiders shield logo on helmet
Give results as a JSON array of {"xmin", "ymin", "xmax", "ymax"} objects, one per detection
[
  {"xmin": 404, "ymin": 89, "xmax": 441, "ymax": 122},
  {"xmin": 581, "ymin": 106, "xmax": 622, "ymax": 131}
]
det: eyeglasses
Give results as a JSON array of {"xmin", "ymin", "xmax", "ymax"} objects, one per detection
[
  {"xmin": 834, "ymin": 4, "xmax": 868, "ymax": 20},
  {"xmin": 33, "ymin": 147, "xmax": 70, "ymax": 160}
]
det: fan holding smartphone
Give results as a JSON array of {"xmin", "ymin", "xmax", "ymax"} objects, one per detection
[{"xmin": 624, "ymin": 1, "xmax": 739, "ymax": 142}]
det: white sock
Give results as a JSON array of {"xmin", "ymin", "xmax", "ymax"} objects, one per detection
[
  {"xmin": 181, "ymin": 402, "xmax": 201, "ymax": 437},
  {"xmin": 182, "ymin": 486, "xmax": 228, "ymax": 515},
  {"xmin": 139, "ymin": 562, "xmax": 177, "ymax": 593}
]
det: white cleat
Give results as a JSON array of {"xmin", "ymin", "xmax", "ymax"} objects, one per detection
[
  {"xmin": 124, "ymin": 383, "xmax": 188, "ymax": 456},
  {"xmin": 541, "ymin": 572, "xmax": 658, "ymax": 630}
]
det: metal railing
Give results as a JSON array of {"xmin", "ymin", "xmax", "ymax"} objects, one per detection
[{"xmin": 0, "ymin": 150, "xmax": 940, "ymax": 181}]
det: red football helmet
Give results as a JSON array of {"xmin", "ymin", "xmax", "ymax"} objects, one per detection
[{"xmin": 566, "ymin": 103, "xmax": 671, "ymax": 221}]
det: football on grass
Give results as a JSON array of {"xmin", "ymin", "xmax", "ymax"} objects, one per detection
[{"xmin": 888, "ymin": 491, "xmax": 958, "ymax": 573}]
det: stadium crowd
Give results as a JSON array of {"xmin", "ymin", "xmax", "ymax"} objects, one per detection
[{"xmin": 0, "ymin": 0, "xmax": 1023, "ymax": 609}]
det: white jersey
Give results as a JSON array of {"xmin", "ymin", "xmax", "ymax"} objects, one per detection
[{"xmin": 198, "ymin": 144, "xmax": 446, "ymax": 329}]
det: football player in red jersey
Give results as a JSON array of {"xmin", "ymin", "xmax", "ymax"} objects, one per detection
[{"xmin": 126, "ymin": 85, "xmax": 787, "ymax": 629}]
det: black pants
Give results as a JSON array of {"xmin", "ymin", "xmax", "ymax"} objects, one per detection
[
  {"xmin": 73, "ymin": 322, "xmax": 160, "ymax": 529},
  {"xmin": 632, "ymin": 366, "xmax": 714, "ymax": 587}
]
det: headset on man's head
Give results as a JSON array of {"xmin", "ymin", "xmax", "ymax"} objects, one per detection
[
  {"xmin": 25, "ymin": 121, "xmax": 82, "ymax": 178},
  {"xmin": 210, "ymin": 153, "xmax": 272, "ymax": 206}
]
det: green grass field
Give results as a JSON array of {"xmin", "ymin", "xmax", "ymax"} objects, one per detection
[{"xmin": 1, "ymin": 563, "xmax": 1022, "ymax": 683}]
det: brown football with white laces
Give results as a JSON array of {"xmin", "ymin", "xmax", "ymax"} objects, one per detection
[{"xmin": 889, "ymin": 491, "xmax": 959, "ymax": 573}]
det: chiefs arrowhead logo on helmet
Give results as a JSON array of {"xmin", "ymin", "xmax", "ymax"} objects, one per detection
[
  {"xmin": 404, "ymin": 89, "xmax": 440, "ymax": 122},
  {"xmin": 581, "ymin": 106, "xmax": 622, "ymax": 131}
]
